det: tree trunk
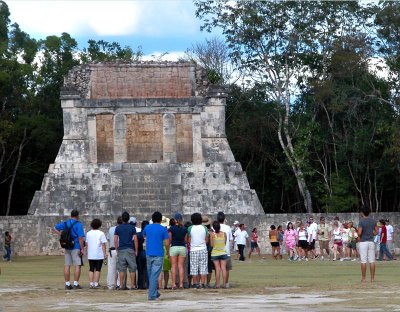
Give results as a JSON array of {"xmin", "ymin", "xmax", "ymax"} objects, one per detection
[{"xmin": 6, "ymin": 128, "xmax": 27, "ymax": 216}]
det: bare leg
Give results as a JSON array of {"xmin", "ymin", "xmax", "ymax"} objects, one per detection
[
  {"xmin": 220, "ymin": 260, "xmax": 227, "ymax": 285},
  {"xmin": 361, "ymin": 263, "xmax": 367, "ymax": 282},
  {"xmin": 170, "ymin": 256, "xmax": 178, "ymax": 288},
  {"xmin": 370, "ymin": 263, "xmax": 375, "ymax": 282},
  {"xmin": 64, "ymin": 265, "xmax": 70, "ymax": 282},
  {"xmin": 213, "ymin": 260, "xmax": 221, "ymax": 287},
  {"xmin": 74, "ymin": 265, "xmax": 81, "ymax": 283},
  {"xmin": 88, "ymin": 271, "xmax": 94, "ymax": 284},
  {"xmin": 119, "ymin": 271, "xmax": 126, "ymax": 288},
  {"xmin": 178, "ymin": 256, "xmax": 185, "ymax": 288},
  {"xmin": 94, "ymin": 271, "xmax": 101, "ymax": 284}
]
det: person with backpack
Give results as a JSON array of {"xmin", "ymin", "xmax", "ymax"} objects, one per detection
[{"xmin": 54, "ymin": 209, "xmax": 85, "ymax": 290}]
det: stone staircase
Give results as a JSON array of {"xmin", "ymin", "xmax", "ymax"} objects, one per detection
[{"xmin": 121, "ymin": 163, "xmax": 181, "ymax": 217}]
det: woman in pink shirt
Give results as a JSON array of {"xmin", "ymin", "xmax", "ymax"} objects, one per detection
[{"xmin": 284, "ymin": 222, "xmax": 298, "ymax": 261}]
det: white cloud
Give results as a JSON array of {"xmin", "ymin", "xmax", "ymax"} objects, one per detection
[
  {"xmin": 6, "ymin": 0, "xmax": 201, "ymax": 38},
  {"xmin": 142, "ymin": 51, "xmax": 186, "ymax": 62}
]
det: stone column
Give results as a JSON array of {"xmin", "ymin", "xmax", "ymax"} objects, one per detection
[
  {"xmin": 87, "ymin": 115, "xmax": 97, "ymax": 163},
  {"xmin": 163, "ymin": 113, "xmax": 177, "ymax": 163},
  {"xmin": 114, "ymin": 114, "xmax": 127, "ymax": 162},
  {"xmin": 192, "ymin": 113, "xmax": 202, "ymax": 162}
]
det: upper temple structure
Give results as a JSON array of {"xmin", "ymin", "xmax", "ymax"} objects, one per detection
[{"xmin": 28, "ymin": 62, "xmax": 263, "ymax": 217}]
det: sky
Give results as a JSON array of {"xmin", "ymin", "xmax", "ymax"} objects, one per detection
[{"xmin": 5, "ymin": 0, "xmax": 219, "ymax": 60}]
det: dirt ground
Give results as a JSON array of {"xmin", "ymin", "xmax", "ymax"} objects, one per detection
[
  {"xmin": 2, "ymin": 282, "xmax": 400, "ymax": 311},
  {"xmin": 1, "ymin": 257, "xmax": 399, "ymax": 311}
]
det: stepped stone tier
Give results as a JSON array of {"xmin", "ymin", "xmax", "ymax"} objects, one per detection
[{"xmin": 28, "ymin": 62, "xmax": 263, "ymax": 217}]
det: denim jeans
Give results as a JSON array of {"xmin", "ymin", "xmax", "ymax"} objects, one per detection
[
  {"xmin": 146, "ymin": 256, "xmax": 163, "ymax": 300},
  {"xmin": 3, "ymin": 246, "xmax": 11, "ymax": 261},
  {"xmin": 379, "ymin": 243, "xmax": 393, "ymax": 260}
]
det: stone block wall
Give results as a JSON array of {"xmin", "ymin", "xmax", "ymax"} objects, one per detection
[
  {"xmin": 126, "ymin": 114, "xmax": 163, "ymax": 163},
  {"xmin": 88, "ymin": 64, "xmax": 195, "ymax": 99},
  {"xmin": 96, "ymin": 114, "xmax": 114, "ymax": 162},
  {"xmin": 176, "ymin": 114, "xmax": 193, "ymax": 162},
  {"xmin": 2, "ymin": 213, "xmax": 400, "ymax": 256}
]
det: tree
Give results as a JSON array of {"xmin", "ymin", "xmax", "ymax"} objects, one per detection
[
  {"xmin": 80, "ymin": 39, "xmax": 143, "ymax": 63},
  {"xmin": 184, "ymin": 36, "xmax": 234, "ymax": 83}
]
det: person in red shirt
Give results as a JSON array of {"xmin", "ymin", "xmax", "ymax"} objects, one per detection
[
  {"xmin": 378, "ymin": 219, "xmax": 393, "ymax": 261},
  {"xmin": 248, "ymin": 228, "xmax": 262, "ymax": 259}
]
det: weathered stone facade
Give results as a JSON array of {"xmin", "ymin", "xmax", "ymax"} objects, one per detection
[{"xmin": 28, "ymin": 62, "xmax": 263, "ymax": 217}]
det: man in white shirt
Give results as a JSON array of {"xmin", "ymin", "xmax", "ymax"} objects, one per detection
[
  {"xmin": 232, "ymin": 221, "xmax": 240, "ymax": 259},
  {"xmin": 307, "ymin": 216, "xmax": 319, "ymax": 259},
  {"xmin": 385, "ymin": 219, "xmax": 396, "ymax": 260},
  {"xmin": 217, "ymin": 212, "xmax": 233, "ymax": 288},
  {"xmin": 106, "ymin": 216, "xmax": 122, "ymax": 289},
  {"xmin": 236, "ymin": 224, "xmax": 249, "ymax": 261}
]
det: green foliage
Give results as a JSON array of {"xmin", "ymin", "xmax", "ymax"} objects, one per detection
[
  {"xmin": 206, "ymin": 68, "xmax": 222, "ymax": 84},
  {"xmin": 80, "ymin": 40, "xmax": 143, "ymax": 63}
]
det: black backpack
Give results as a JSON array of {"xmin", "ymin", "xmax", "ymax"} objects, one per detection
[{"xmin": 59, "ymin": 221, "xmax": 77, "ymax": 249}]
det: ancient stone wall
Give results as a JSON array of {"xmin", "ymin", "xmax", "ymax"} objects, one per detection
[
  {"xmin": 1, "ymin": 213, "xmax": 399, "ymax": 256},
  {"xmin": 29, "ymin": 62, "xmax": 263, "ymax": 217}
]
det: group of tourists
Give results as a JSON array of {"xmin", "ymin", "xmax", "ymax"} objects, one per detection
[
  {"xmin": 264, "ymin": 214, "xmax": 396, "ymax": 263},
  {"xmin": 54, "ymin": 209, "xmax": 237, "ymax": 301},
  {"xmin": 53, "ymin": 205, "xmax": 393, "ymax": 297}
]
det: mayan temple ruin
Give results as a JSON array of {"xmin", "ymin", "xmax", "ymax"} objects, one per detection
[{"xmin": 28, "ymin": 62, "xmax": 263, "ymax": 217}]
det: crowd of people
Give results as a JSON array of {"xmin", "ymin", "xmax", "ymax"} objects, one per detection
[
  {"xmin": 54, "ymin": 210, "xmax": 242, "ymax": 300},
  {"xmin": 52, "ymin": 207, "xmax": 396, "ymax": 298},
  {"xmin": 266, "ymin": 214, "xmax": 396, "ymax": 263}
]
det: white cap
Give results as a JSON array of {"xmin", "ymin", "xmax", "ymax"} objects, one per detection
[
  {"xmin": 233, "ymin": 220, "xmax": 239, "ymax": 225},
  {"xmin": 129, "ymin": 216, "xmax": 137, "ymax": 224}
]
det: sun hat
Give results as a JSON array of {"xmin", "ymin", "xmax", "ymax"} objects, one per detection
[
  {"xmin": 160, "ymin": 216, "xmax": 170, "ymax": 227},
  {"xmin": 202, "ymin": 215, "xmax": 212, "ymax": 226}
]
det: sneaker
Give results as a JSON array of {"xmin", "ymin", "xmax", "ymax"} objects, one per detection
[
  {"xmin": 225, "ymin": 283, "xmax": 230, "ymax": 289},
  {"xmin": 321, "ymin": 256, "xmax": 324, "ymax": 261},
  {"xmin": 65, "ymin": 285, "xmax": 73, "ymax": 290},
  {"xmin": 73, "ymin": 285, "xmax": 82, "ymax": 290},
  {"xmin": 305, "ymin": 258, "xmax": 309, "ymax": 262}
]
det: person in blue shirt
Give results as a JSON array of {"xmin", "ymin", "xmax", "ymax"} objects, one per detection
[
  {"xmin": 114, "ymin": 211, "xmax": 138, "ymax": 290},
  {"xmin": 142, "ymin": 211, "xmax": 170, "ymax": 301},
  {"xmin": 54, "ymin": 209, "xmax": 85, "ymax": 290}
]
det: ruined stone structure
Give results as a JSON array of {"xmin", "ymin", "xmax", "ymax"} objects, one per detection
[{"xmin": 28, "ymin": 62, "xmax": 263, "ymax": 217}]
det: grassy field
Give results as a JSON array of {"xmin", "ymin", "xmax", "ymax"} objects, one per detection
[{"xmin": 0, "ymin": 255, "xmax": 399, "ymax": 311}]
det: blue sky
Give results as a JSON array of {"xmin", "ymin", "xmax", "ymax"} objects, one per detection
[{"xmin": 6, "ymin": 0, "xmax": 220, "ymax": 60}]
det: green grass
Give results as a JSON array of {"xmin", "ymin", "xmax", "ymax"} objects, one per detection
[
  {"xmin": 1, "ymin": 255, "xmax": 399, "ymax": 311},
  {"xmin": 1, "ymin": 255, "xmax": 398, "ymax": 290}
]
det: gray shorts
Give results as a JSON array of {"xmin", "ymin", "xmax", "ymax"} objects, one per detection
[
  {"xmin": 117, "ymin": 249, "xmax": 137, "ymax": 273},
  {"xmin": 65, "ymin": 249, "xmax": 83, "ymax": 266}
]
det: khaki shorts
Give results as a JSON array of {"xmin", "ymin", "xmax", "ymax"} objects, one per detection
[
  {"xmin": 65, "ymin": 249, "xmax": 83, "ymax": 266},
  {"xmin": 170, "ymin": 246, "xmax": 186, "ymax": 257},
  {"xmin": 319, "ymin": 240, "xmax": 329, "ymax": 250},
  {"xmin": 359, "ymin": 241, "xmax": 375, "ymax": 264},
  {"xmin": 117, "ymin": 249, "xmax": 137, "ymax": 273}
]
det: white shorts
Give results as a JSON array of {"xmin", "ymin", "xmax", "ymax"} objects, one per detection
[{"xmin": 359, "ymin": 241, "xmax": 375, "ymax": 264}]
